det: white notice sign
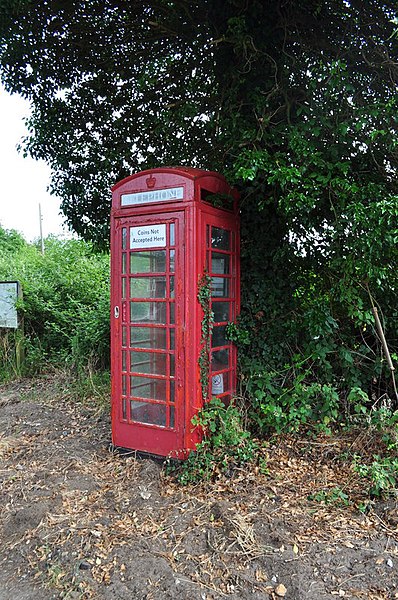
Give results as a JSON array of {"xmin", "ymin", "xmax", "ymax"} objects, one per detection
[
  {"xmin": 0, "ymin": 282, "xmax": 19, "ymax": 328},
  {"xmin": 130, "ymin": 224, "xmax": 167, "ymax": 249},
  {"xmin": 211, "ymin": 374, "xmax": 224, "ymax": 395}
]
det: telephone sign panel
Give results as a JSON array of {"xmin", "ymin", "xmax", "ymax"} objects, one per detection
[{"xmin": 110, "ymin": 167, "xmax": 240, "ymax": 458}]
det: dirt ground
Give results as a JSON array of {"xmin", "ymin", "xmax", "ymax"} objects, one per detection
[{"xmin": 0, "ymin": 376, "xmax": 398, "ymax": 600}]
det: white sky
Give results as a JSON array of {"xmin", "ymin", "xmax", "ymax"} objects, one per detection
[{"xmin": 0, "ymin": 86, "xmax": 68, "ymax": 241}]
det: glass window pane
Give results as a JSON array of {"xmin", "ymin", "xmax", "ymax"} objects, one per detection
[
  {"xmin": 212, "ymin": 325, "xmax": 227, "ymax": 348},
  {"xmin": 122, "ymin": 398, "xmax": 127, "ymax": 420},
  {"xmin": 211, "ymin": 277, "xmax": 229, "ymax": 298},
  {"xmin": 122, "ymin": 278, "xmax": 127, "ymax": 299},
  {"xmin": 122, "ymin": 374, "xmax": 127, "ymax": 395},
  {"xmin": 170, "ymin": 276, "xmax": 175, "ymax": 298},
  {"xmin": 170, "ymin": 223, "xmax": 175, "ymax": 246},
  {"xmin": 130, "ymin": 327, "xmax": 167, "ymax": 349},
  {"xmin": 122, "ymin": 326, "xmax": 127, "ymax": 347},
  {"xmin": 212, "ymin": 227, "xmax": 230, "ymax": 250},
  {"xmin": 130, "ymin": 351, "xmax": 167, "ymax": 376},
  {"xmin": 212, "ymin": 252, "xmax": 230, "ymax": 274},
  {"xmin": 122, "ymin": 253, "xmax": 127, "ymax": 274},
  {"xmin": 169, "ymin": 405, "xmax": 175, "ymax": 429},
  {"xmin": 122, "ymin": 350, "xmax": 127, "ymax": 372},
  {"xmin": 212, "ymin": 302, "xmax": 230, "ymax": 323},
  {"xmin": 122, "ymin": 227, "xmax": 127, "ymax": 250},
  {"xmin": 170, "ymin": 353, "xmax": 175, "ymax": 377},
  {"xmin": 130, "ymin": 301, "xmax": 166, "ymax": 324},
  {"xmin": 130, "ymin": 376, "xmax": 166, "ymax": 401},
  {"xmin": 130, "ymin": 251, "xmax": 166, "ymax": 274},
  {"xmin": 211, "ymin": 349, "xmax": 229, "ymax": 371},
  {"xmin": 130, "ymin": 400, "xmax": 166, "ymax": 427},
  {"xmin": 170, "ymin": 303, "xmax": 175, "ymax": 324},
  {"xmin": 169, "ymin": 250, "xmax": 175, "ymax": 272},
  {"xmin": 169, "ymin": 329, "xmax": 175, "ymax": 350},
  {"xmin": 170, "ymin": 380, "xmax": 175, "ymax": 403},
  {"xmin": 130, "ymin": 277, "xmax": 166, "ymax": 299},
  {"xmin": 222, "ymin": 371, "xmax": 230, "ymax": 393}
]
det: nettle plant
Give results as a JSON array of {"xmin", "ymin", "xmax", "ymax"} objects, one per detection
[
  {"xmin": 354, "ymin": 454, "xmax": 398, "ymax": 499},
  {"xmin": 172, "ymin": 397, "xmax": 261, "ymax": 485}
]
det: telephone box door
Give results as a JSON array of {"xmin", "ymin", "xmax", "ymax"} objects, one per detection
[{"xmin": 111, "ymin": 213, "xmax": 185, "ymax": 456}]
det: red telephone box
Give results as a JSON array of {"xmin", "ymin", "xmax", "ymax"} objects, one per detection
[{"xmin": 110, "ymin": 167, "xmax": 240, "ymax": 458}]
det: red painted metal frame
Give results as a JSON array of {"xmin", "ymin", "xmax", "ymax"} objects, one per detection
[{"xmin": 110, "ymin": 167, "xmax": 240, "ymax": 458}]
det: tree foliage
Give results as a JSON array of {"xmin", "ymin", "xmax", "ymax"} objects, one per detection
[{"xmin": 0, "ymin": 0, "xmax": 397, "ymax": 426}]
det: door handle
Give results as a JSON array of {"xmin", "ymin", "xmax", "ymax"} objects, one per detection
[{"xmin": 114, "ymin": 306, "xmax": 120, "ymax": 319}]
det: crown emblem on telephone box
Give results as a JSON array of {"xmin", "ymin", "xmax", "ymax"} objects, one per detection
[{"xmin": 146, "ymin": 175, "xmax": 156, "ymax": 188}]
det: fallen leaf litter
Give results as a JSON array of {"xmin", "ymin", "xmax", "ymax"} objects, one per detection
[{"xmin": 0, "ymin": 375, "xmax": 397, "ymax": 599}]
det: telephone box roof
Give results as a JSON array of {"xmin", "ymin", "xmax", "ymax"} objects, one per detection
[{"xmin": 111, "ymin": 166, "xmax": 232, "ymax": 191}]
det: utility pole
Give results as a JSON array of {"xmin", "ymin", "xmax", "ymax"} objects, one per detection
[{"xmin": 39, "ymin": 203, "xmax": 44, "ymax": 255}]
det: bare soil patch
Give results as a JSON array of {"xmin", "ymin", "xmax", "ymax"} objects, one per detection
[{"xmin": 0, "ymin": 376, "xmax": 397, "ymax": 599}]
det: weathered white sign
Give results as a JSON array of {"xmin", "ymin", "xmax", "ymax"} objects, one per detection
[
  {"xmin": 211, "ymin": 374, "xmax": 224, "ymax": 395},
  {"xmin": 130, "ymin": 224, "xmax": 167, "ymax": 249},
  {"xmin": 0, "ymin": 281, "xmax": 19, "ymax": 328},
  {"xmin": 121, "ymin": 187, "xmax": 184, "ymax": 206}
]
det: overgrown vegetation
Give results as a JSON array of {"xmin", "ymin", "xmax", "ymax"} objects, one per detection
[
  {"xmin": 233, "ymin": 178, "xmax": 398, "ymax": 437},
  {"xmin": 197, "ymin": 273, "xmax": 214, "ymax": 401},
  {"xmin": 168, "ymin": 397, "xmax": 262, "ymax": 485},
  {"xmin": 0, "ymin": 227, "xmax": 110, "ymax": 388}
]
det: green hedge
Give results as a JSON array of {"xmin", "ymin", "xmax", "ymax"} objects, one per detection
[{"xmin": 0, "ymin": 228, "xmax": 110, "ymax": 379}]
